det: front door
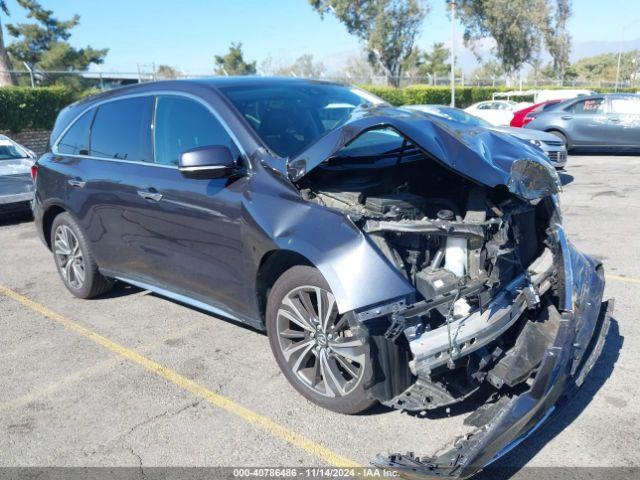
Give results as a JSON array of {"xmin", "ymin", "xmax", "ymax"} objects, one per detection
[
  {"xmin": 607, "ymin": 95, "xmax": 640, "ymax": 147},
  {"xmin": 125, "ymin": 95, "xmax": 248, "ymax": 317}
]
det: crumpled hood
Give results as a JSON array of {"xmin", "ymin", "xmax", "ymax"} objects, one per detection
[{"xmin": 287, "ymin": 106, "xmax": 559, "ymax": 201}]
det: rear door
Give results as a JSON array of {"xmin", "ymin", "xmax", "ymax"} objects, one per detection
[
  {"xmin": 562, "ymin": 97, "xmax": 608, "ymax": 146},
  {"xmin": 607, "ymin": 96, "xmax": 640, "ymax": 147},
  {"xmin": 121, "ymin": 94, "xmax": 249, "ymax": 316},
  {"xmin": 55, "ymin": 96, "xmax": 155, "ymax": 274}
]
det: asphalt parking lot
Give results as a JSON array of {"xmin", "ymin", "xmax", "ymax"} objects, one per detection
[{"xmin": 1, "ymin": 154, "xmax": 639, "ymax": 478}]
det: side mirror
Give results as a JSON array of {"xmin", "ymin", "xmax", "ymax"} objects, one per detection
[{"xmin": 178, "ymin": 145, "xmax": 239, "ymax": 179}]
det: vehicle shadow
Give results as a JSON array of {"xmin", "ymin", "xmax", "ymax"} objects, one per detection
[
  {"xmin": 0, "ymin": 210, "xmax": 33, "ymax": 227},
  {"xmin": 558, "ymin": 171, "xmax": 574, "ymax": 186},
  {"xmin": 475, "ymin": 317, "xmax": 623, "ymax": 480},
  {"xmin": 94, "ymin": 281, "xmax": 266, "ymax": 334},
  {"xmin": 570, "ymin": 149, "xmax": 640, "ymax": 156},
  {"xmin": 97, "ymin": 281, "xmax": 144, "ymax": 299}
]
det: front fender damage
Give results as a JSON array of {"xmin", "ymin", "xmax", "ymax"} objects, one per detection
[{"xmin": 368, "ymin": 230, "xmax": 612, "ymax": 479}]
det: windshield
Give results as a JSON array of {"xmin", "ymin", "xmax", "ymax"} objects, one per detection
[
  {"xmin": 426, "ymin": 107, "xmax": 492, "ymax": 128},
  {"xmin": 0, "ymin": 139, "xmax": 30, "ymax": 160},
  {"xmin": 219, "ymin": 83, "xmax": 384, "ymax": 158}
]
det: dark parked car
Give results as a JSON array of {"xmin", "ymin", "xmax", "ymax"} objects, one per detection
[
  {"xmin": 525, "ymin": 93, "xmax": 640, "ymax": 151},
  {"xmin": 0, "ymin": 135, "xmax": 36, "ymax": 213},
  {"xmin": 33, "ymin": 78, "xmax": 610, "ymax": 479}
]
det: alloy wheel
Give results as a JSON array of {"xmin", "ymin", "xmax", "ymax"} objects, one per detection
[
  {"xmin": 54, "ymin": 224, "xmax": 86, "ymax": 290},
  {"xmin": 275, "ymin": 286, "xmax": 366, "ymax": 398}
]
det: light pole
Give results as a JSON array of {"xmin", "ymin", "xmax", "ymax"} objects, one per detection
[{"xmin": 449, "ymin": 0, "xmax": 457, "ymax": 107}]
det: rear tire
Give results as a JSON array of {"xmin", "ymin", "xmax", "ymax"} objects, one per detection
[
  {"xmin": 266, "ymin": 265, "xmax": 376, "ymax": 414},
  {"xmin": 51, "ymin": 212, "xmax": 114, "ymax": 299}
]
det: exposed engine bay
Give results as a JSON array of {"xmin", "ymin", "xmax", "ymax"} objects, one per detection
[
  {"xmin": 284, "ymin": 114, "xmax": 609, "ymax": 479},
  {"xmin": 297, "ymin": 136, "xmax": 560, "ymax": 413}
]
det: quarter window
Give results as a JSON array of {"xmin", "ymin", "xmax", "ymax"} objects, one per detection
[
  {"xmin": 90, "ymin": 97, "xmax": 153, "ymax": 162},
  {"xmin": 153, "ymin": 96, "xmax": 236, "ymax": 166},
  {"xmin": 57, "ymin": 109, "xmax": 95, "ymax": 155}
]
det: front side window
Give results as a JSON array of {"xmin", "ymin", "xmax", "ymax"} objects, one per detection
[
  {"xmin": 567, "ymin": 98, "xmax": 604, "ymax": 114},
  {"xmin": 90, "ymin": 97, "xmax": 153, "ymax": 162},
  {"xmin": 57, "ymin": 109, "xmax": 95, "ymax": 155},
  {"xmin": 153, "ymin": 96, "xmax": 236, "ymax": 166}
]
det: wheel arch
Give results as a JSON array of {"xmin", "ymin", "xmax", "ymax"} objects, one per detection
[
  {"xmin": 42, "ymin": 204, "xmax": 67, "ymax": 249},
  {"xmin": 545, "ymin": 128, "xmax": 571, "ymax": 147},
  {"xmin": 256, "ymin": 249, "xmax": 313, "ymax": 323}
]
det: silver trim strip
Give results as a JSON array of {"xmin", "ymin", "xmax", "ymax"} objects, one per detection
[
  {"xmin": 113, "ymin": 275, "xmax": 244, "ymax": 323},
  {"xmin": 179, "ymin": 165, "xmax": 227, "ymax": 172}
]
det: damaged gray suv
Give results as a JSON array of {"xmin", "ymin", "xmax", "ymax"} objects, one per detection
[{"xmin": 33, "ymin": 78, "xmax": 611, "ymax": 478}]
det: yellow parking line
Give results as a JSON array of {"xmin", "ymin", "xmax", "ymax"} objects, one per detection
[
  {"xmin": 0, "ymin": 283, "xmax": 361, "ymax": 468},
  {"xmin": 0, "ymin": 319, "xmax": 212, "ymax": 413},
  {"xmin": 607, "ymin": 274, "xmax": 640, "ymax": 286}
]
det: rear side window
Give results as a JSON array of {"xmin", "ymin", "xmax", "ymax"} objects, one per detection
[
  {"xmin": 566, "ymin": 98, "xmax": 604, "ymax": 114},
  {"xmin": 153, "ymin": 96, "xmax": 236, "ymax": 166},
  {"xmin": 610, "ymin": 97, "xmax": 640, "ymax": 114},
  {"xmin": 57, "ymin": 109, "xmax": 94, "ymax": 155},
  {"xmin": 90, "ymin": 97, "xmax": 153, "ymax": 162}
]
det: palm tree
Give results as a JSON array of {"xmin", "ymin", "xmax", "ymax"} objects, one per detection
[{"xmin": 0, "ymin": 0, "xmax": 14, "ymax": 86}]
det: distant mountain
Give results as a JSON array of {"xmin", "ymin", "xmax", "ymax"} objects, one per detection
[
  {"xmin": 320, "ymin": 37, "xmax": 640, "ymax": 78},
  {"xmin": 570, "ymin": 38, "xmax": 640, "ymax": 61}
]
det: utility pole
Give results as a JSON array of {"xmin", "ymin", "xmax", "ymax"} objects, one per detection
[
  {"xmin": 450, "ymin": 0, "xmax": 456, "ymax": 107},
  {"xmin": 23, "ymin": 61, "xmax": 35, "ymax": 88}
]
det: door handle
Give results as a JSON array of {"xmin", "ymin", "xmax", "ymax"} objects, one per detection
[
  {"xmin": 137, "ymin": 189, "xmax": 163, "ymax": 202},
  {"xmin": 609, "ymin": 117, "xmax": 621, "ymax": 122},
  {"xmin": 561, "ymin": 115, "xmax": 573, "ymax": 120},
  {"xmin": 68, "ymin": 178, "xmax": 86, "ymax": 188}
]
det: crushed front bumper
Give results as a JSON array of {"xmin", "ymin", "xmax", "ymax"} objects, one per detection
[{"xmin": 374, "ymin": 227, "xmax": 612, "ymax": 479}]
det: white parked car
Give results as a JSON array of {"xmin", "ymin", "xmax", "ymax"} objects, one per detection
[
  {"xmin": 464, "ymin": 100, "xmax": 522, "ymax": 126},
  {"xmin": 0, "ymin": 135, "xmax": 36, "ymax": 213}
]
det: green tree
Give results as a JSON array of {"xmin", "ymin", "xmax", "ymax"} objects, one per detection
[
  {"xmin": 156, "ymin": 64, "xmax": 180, "ymax": 79},
  {"xmin": 470, "ymin": 60, "xmax": 504, "ymax": 85},
  {"xmin": 214, "ymin": 42, "xmax": 256, "ymax": 76},
  {"xmin": 308, "ymin": 0, "xmax": 429, "ymax": 87},
  {"xmin": 457, "ymin": 0, "xmax": 550, "ymax": 82},
  {"xmin": 409, "ymin": 42, "xmax": 451, "ymax": 78},
  {"xmin": 260, "ymin": 54, "xmax": 325, "ymax": 78},
  {"xmin": 545, "ymin": 0, "xmax": 571, "ymax": 84},
  {"xmin": 0, "ymin": 1, "xmax": 13, "ymax": 86},
  {"xmin": 568, "ymin": 50, "xmax": 639, "ymax": 83},
  {"xmin": 5, "ymin": 0, "xmax": 107, "ymax": 86}
]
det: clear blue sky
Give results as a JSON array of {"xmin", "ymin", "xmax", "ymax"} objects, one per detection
[{"xmin": 1, "ymin": 0, "xmax": 638, "ymax": 73}]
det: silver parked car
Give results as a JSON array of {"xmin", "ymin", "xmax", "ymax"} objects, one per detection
[
  {"xmin": 405, "ymin": 104, "xmax": 568, "ymax": 168},
  {"xmin": 524, "ymin": 93, "xmax": 640, "ymax": 151},
  {"xmin": 0, "ymin": 135, "xmax": 36, "ymax": 212}
]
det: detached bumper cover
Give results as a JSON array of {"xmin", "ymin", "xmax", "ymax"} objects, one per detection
[
  {"xmin": 375, "ymin": 229, "xmax": 612, "ymax": 479},
  {"xmin": 0, "ymin": 174, "xmax": 34, "ymax": 205}
]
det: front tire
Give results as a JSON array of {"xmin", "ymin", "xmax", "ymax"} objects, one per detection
[
  {"xmin": 266, "ymin": 266, "xmax": 376, "ymax": 414},
  {"xmin": 51, "ymin": 212, "xmax": 114, "ymax": 299},
  {"xmin": 549, "ymin": 130, "xmax": 570, "ymax": 150}
]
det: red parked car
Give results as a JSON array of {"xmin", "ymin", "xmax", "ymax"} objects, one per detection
[{"xmin": 510, "ymin": 99, "xmax": 563, "ymax": 127}]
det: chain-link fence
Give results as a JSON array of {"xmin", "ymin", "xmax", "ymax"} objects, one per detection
[{"xmin": 1, "ymin": 68, "xmax": 638, "ymax": 91}]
